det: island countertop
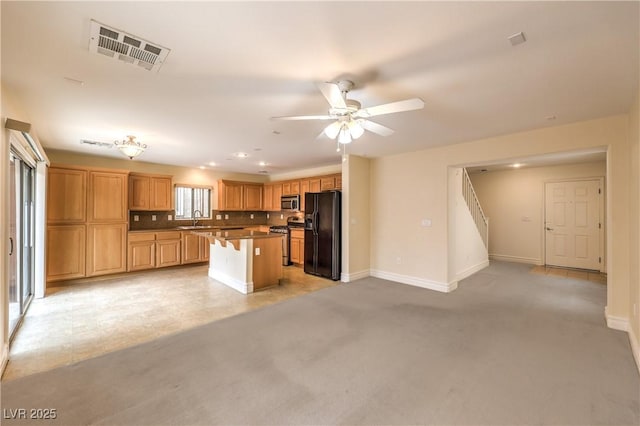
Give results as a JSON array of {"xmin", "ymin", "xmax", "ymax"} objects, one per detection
[{"xmin": 193, "ymin": 229, "xmax": 283, "ymax": 241}]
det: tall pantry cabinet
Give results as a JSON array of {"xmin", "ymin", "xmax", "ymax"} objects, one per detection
[{"xmin": 46, "ymin": 165, "xmax": 129, "ymax": 282}]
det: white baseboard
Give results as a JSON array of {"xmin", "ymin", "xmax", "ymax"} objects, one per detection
[
  {"xmin": 1, "ymin": 343, "xmax": 9, "ymax": 378},
  {"xmin": 341, "ymin": 269, "xmax": 370, "ymax": 283},
  {"xmin": 370, "ymin": 269, "xmax": 457, "ymax": 293},
  {"xmin": 629, "ymin": 326, "xmax": 640, "ymax": 375},
  {"xmin": 209, "ymin": 268, "xmax": 253, "ymax": 294},
  {"xmin": 489, "ymin": 254, "xmax": 543, "ymax": 265},
  {"xmin": 456, "ymin": 260, "xmax": 489, "ymax": 282},
  {"xmin": 604, "ymin": 306, "xmax": 629, "ymax": 331}
]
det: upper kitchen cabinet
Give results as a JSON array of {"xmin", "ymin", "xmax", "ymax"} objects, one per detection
[
  {"xmin": 129, "ymin": 173, "xmax": 173, "ymax": 211},
  {"xmin": 47, "ymin": 167, "xmax": 87, "ymax": 223},
  {"xmin": 263, "ymin": 183, "xmax": 283, "ymax": 212},
  {"xmin": 218, "ymin": 180, "xmax": 263, "ymax": 211},
  {"xmin": 282, "ymin": 180, "xmax": 300, "ymax": 196},
  {"xmin": 88, "ymin": 171, "xmax": 128, "ymax": 222},
  {"xmin": 244, "ymin": 183, "xmax": 263, "ymax": 211}
]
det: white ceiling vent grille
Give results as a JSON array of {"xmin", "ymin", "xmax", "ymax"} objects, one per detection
[{"xmin": 89, "ymin": 20, "xmax": 170, "ymax": 72}]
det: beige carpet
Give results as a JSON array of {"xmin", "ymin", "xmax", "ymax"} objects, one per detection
[{"xmin": 1, "ymin": 261, "xmax": 638, "ymax": 425}]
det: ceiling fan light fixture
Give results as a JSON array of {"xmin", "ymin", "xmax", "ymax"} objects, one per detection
[
  {"xmin": 324, "ymin": 121, "xmax": 342, "ymax": 139},
  {"xmin": 348, "ymin": 119, "xmax": 365, "ymax": 139},
  {"xmin": 338, "ymin": 126, "xmax": 352, "ymax": 144},
  {"xmin": 114, "ymin": 135, "xmax": 146, "ymax": 159}
]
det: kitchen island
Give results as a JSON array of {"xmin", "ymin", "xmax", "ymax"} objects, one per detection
[{"xmin": 194, "ymin": 229, "xmax": 283, "ymax": 294}]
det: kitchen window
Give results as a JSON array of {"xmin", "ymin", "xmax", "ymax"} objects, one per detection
[{"xmin": 174, "ymin": 185, "xmax": 212, "ymax": 219}]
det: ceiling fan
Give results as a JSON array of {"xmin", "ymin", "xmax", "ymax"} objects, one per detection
[{"xmin": 272, "ymin": 80, "xmax": 425, "ymax": 144}]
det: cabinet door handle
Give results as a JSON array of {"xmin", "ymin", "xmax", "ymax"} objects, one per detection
[{"xmin": 9, "ymin": 237, "xmax": 14, "ymax": 256}]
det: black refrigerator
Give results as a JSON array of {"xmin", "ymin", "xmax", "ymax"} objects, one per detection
[{"xmin": 304, "ymin": 190, "xmax": 341, "ymax": 280}]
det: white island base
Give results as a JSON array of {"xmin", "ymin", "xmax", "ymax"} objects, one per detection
[{"xmin": 201, "ymin": 230, "xmax": 283, "ymax": 294}]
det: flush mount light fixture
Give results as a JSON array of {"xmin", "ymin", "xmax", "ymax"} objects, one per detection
[{"xmin": 114, "ymin": 135, "xmax": 146, "ymax": 159}]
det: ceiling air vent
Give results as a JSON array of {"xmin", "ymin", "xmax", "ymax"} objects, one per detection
[
  {"xmin": 88, "ymin": 20, "xmax": 170, "ymax": 72},
  {"xmin": 80, "ymin": 139, "xmax": 113, "ymax": 149}
]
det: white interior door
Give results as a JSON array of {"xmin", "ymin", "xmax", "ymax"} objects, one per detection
[{"xmin": 544, "ymin": 180, "xmax": 602, "ymax": 270}]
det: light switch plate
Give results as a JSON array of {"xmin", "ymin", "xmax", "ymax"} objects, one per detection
[
  {"xmin": 151, "ymin": 215, "xmax": 157, "ymax": 221},
  {"xmin": 280, "ymin": 214, "xmax": 284, "ymax": 219},
  {"xmin": 255, "ymin": 247, "xmax": 261, "ymax": 256},
  {"xmin": 250, "ymin": 214, "xmax": 254, "ymax": 219},
  {"xmin": 133, "ymin": 215, "xmax": 139, "ymax": 222},
  {"xmin": 421, "ymin": 219, "xmax": 432, "ymax": 227},
  {"xmin": 168, "ymin": 215, "xmax": 172, "ymax": 221},
  {"xmin": 224, "ymin": 214, "xmax": 229, "ymax": 220},
  {"xmin": 216, "ymin": 214, "xmax": 222, "ymax": 220}
]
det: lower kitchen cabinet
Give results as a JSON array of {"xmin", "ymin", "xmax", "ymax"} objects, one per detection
[
  {"xmin": 156, "ymin": 239, "xmax": 181, "ymax": 267},
  {"xmin": 290, "ymin": 228, "xmax": 304, "ymax": 266},
  {"xmin": 87, "ymin": 223, "xmax": 127, "ymax": 277},
  {"xmin": 47, "ymin": 224, "xmax": 86, "ymax": 281},
  {"xmin": 128, "ymin": 231, "xmax": 182, "ymax": 271},
  {"xmin": 181, "ymin": 232, "xmax": 209, "ymax": 264}
]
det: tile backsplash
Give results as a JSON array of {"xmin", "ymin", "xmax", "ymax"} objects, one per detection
[{"xmin": 129, "ymin": 210, "xmax": 304, "ymax": 230}]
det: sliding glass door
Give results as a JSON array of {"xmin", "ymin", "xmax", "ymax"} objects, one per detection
[{"xmin": 9, "ymin": 150, "xmax": 35, "ymax": 337}]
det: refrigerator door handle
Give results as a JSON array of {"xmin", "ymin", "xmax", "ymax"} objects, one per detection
[{"xmin": 313, "ymin": 211, "xmax": 319, "ymax": 235}]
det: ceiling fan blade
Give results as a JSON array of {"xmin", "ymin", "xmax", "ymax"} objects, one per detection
[
  {"xmin": 361, "ymin": 119, "xmax": 395, "ymax": 136},
  {"xmin": 355, "ymin": 98, "xmax": 424, "ymax": 118},
  {"xmin": 317, "ymin": 82, "xmax": 347, "ymax": 109},
  {"xmin": 271, "ymin": 114, "xmax": 334, "ymax": 121}
]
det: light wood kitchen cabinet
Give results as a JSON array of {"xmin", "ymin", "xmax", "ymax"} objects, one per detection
[
  {"xmin": 321, "ymin": 176, "xmax": 336, "ymax": 191},
  {"xmin": 218, "ymin": 180, "xmax": 244, "ymax": 210},
  {"xmin": 309, "ymin": 178, "xmax": 321, "ymax": 192},
  {"xmin": 181, "ymin": 231, "xmax": 209, "ymax": 264},
  {"xmin": 156, "ymin": 238, "xmax": 181, "ymax": 268},
  {"xmin": 262, "ymin": 183, "xmax": 283, "ymax": 211},
  {"xmin": 86, "ymin": 223, "xmax": 127, "ymax": 276},
  {"xmin": 335, "ymin": 175, "xmax": 342, "ymax": 189},
  {"xmin": 47, "ymin": 167, "xmax": 87, "ymax": 223},
  {"xmin": 128, "ymin": 233, "xmax": 156, "ymax": 271},
  {"xmin": 290, "ymin": 228, "xmax": 304, "ymax": 266},
  {"xmin": 244, "ymin": 184, "xmax": 263, "ymax": 210},
  {"xmin": 218, "ymin": 180, "xmax": 264, "ymax": 211},
  {"xmin": 129, "ymin": 173, "xmax": 173, "ymax": 211},
  {"xmin": 282, "ymin": 181, "xmax": 300, "ymax": 196},
  {"xmin": 150, "ymin": 176, "xmax": 173, "ymax": 210},
  {"xmin": 299, "ymin": 180, "xmax": 310, "ymax": 212},
  {"xmin": 47, "ymin": 224, "xmax": 86, "ymax": 281},
  {"xmin": 88, "ymin": 171, "xmax": 128, "ymax": 222}
]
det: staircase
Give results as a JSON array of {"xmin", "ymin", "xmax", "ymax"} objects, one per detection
[{"xmin": 461, "ymin": 168, "xmax": 489, "ymax": 248}]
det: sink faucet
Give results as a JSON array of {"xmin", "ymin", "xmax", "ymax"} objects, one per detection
[{"xmin": 193, "ymin": 209, "xmax": 203, "ymax": 227}]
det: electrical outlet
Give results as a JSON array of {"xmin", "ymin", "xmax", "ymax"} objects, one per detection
[
  {"xmin": 250, "ymin": 214, "xmax": 254, "ymax": 219},
  {"xmin": 255, "ymin": 247, "xmax": 261, "ymax": 256},
  {"xmin": 280, "ymin": 214, "xmax": 284, "ymax": 220},
  {"xmin": 151, "ymin": 215, "xmax": 157, "ymax": 221},
  {"xmin": 216, "ymin": 214, "xmax": 222, "ymax": 220},
  {"xmin": 266, "ymin": 213, "xmax": 270, "ymax": 219},
  {"xmin": 224, "ymin": 214, "xmax": 229, "ymax": 220},
  {"xmin": 421, "ymin": 219, "xmax": 432, "ymax": 227},
  {"xmin": 168, "ymin": 215, "xmax": 172, "ymax": 221},
  {"xmin": 133, "ymin": 215, "xmax": 139, "ymax": 222}
]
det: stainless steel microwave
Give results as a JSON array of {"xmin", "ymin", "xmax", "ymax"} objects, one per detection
[{"xmin": 281, "ymin": 195, "xmax": 300, "ymax": 211}]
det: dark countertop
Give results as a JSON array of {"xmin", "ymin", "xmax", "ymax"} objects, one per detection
[{"xmin": 128, "ymin": 225, "xmax": 254, "ymax": 234}]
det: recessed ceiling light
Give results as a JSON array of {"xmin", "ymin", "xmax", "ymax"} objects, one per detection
[
  {"xmin": 508, "ymin": 32, "xmax": 526, "ymax": 47},
  {"xmin": 512, "ymin": 163, "xmax": 522, "ymax": 168},
  {"xmin": 208, "ymin": 162, "xmax": 216, "ymax": 167},
  {"xmin": 258, "ymin": 161, "xmax": 267, "ymax": 167},
  {"xmin": 233, "ymin": 152, "xmax": 248, "ymax": 159},
  {"xmin": 199, "ymin": 166, "xmax": 205, "ymax": 170}
]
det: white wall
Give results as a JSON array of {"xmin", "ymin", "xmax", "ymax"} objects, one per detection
[
  {"xmin": 470, "ymin": 161, "xmax": 606, "ymax": 266},
  {"xmin": 342, "ymin": 155, "xmax": 370, "ymax": 281},
  {"xmin": 448, "ymin": 168, "xmax": 488, "ymax": 283},
  {"xmin": 628, "ymin": 87, "xmax": 640, "ymax": 371},
  {"xmin": 370, "ymin": 114, "xmax": 629, "ymax": 321}
]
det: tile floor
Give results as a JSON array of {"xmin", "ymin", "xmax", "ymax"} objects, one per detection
[
  {"xmin": 2, "ymin": 264, "xmax": 337, "ymax": 382},
  {"xmin": 530, "ymin": 264, "xmax": 607, "ymax": 284}
]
